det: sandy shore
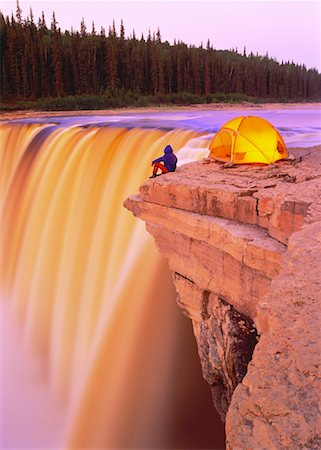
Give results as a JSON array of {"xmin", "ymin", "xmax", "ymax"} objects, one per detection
[{"xmin": 1, "ymin": 102, "xmax": 320, "ymax": 121}]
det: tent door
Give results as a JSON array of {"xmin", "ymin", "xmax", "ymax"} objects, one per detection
[{"xmin": 219, "ymin": 130, "xmax": 233, "ymax": 161}]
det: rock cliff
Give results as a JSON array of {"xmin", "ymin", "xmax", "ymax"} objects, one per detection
[{"xmin": 124, "ymin": 145, "xmax": 321, "ymax": 449}]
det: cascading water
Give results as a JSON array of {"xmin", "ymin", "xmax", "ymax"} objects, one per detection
[{"xmin": 1, "ymin": 121, "xmax": 225, "ymax": 449}]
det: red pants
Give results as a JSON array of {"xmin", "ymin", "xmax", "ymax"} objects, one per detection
[{"xmin": 153, "ymin": 162, "xmax": 169, "ymax": 175}]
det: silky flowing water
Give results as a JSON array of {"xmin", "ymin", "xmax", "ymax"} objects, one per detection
[{"xmin": 1, "ymin": 108, "xmax": 320, "ymax": 449}]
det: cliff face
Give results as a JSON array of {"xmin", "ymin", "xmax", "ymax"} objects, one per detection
[{"xmin": 124, "ymin": 146, "xmax": 321, "ymax": 449}]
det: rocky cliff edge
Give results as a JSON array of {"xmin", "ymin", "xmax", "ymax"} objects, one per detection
[{"xmin": 124, "ymin": 145, "xmax": 321, "ymax": 449}]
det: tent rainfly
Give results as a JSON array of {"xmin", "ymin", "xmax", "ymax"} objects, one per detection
[{"xmin": 209, "ymin": 116, "xmax": 288, "ymax": 164}]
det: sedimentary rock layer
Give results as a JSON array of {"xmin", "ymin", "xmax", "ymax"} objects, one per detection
[{"xmin": 124, "ymin": 146, "xmax": 321, "ymax": 449}]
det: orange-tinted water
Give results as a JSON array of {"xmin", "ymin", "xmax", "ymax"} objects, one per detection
[{"xmin": 0, "ymin": 122, "xmax": 225, "ymax": 449}]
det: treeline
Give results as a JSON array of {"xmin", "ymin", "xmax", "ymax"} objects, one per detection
[{"xmin": 1, "ymin": 2, "xmax": 321, "ymax": 107}]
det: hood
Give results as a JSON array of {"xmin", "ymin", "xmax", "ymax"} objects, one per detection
[{"xmin": 164, "ymin": 145, "xmax": 173, "ymax": 154}]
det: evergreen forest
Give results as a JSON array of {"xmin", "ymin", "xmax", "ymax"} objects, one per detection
[{"xmin": 1, "ymin": 2, "xmax": 321, "ymax": 110}]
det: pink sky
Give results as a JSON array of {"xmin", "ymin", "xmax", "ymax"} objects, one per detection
[{"xmin": 1, "ymin": 0, "xmax": 321, "ymax": 71}]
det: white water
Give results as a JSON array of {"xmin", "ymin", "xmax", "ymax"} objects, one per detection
[{"xmin": 0, "ymin": 123, "xmax": 223, "ymax": 449}]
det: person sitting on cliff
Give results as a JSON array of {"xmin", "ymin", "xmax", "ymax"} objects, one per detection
[{"xmin": 150, "ymin": 145, "xmax": 177, "ymax": 178}]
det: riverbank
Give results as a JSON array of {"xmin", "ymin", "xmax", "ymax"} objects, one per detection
[{"xmin": 1, "ymin": 101, "xmax": 321, "ymax": 121}]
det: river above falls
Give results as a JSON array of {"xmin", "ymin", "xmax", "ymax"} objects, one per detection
[{"xmin": 3, "ymin": 105, "xmax": 321, "ymax": 148}]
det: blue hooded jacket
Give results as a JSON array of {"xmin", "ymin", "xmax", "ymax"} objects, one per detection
[{"xmin": 152, "ymin": 145, "xmax": 177, "ymax": 172}]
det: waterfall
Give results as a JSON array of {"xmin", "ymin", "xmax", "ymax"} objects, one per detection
[{"xmin": 0, "ymin": 121, "xmax": 223, "ymax": 449}]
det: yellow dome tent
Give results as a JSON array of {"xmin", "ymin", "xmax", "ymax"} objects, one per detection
[{"xmin": 209, "ymin": 116, "xmax": 288, "ymax": 164}]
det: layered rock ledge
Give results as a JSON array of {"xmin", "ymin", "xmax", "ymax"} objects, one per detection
[{"xmin": 124, "ymin": 146, "xmax": 321, "ymax": 449}]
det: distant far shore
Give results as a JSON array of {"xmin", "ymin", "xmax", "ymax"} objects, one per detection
[{"xmin": 1, "ymin": 102, "xmax": 321, "ymax": 121}]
